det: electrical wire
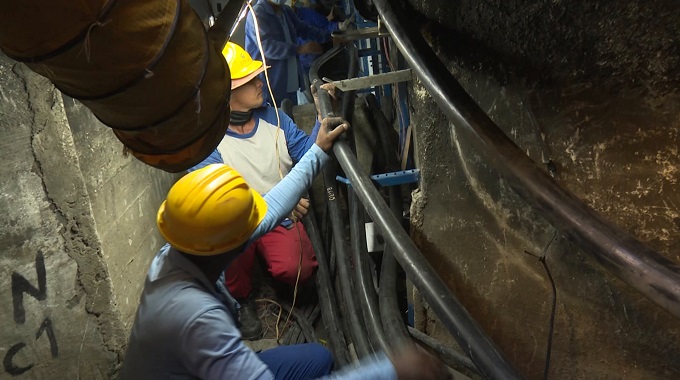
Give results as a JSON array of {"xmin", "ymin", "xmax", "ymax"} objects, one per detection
[
  {"xmin": 248, "ymin": 0, "xmax": 306, "ymax": 345},
  {"xmin": 524, "ymin": 230, "xmax": 559, "ymax": 380},
  {"xmin": 246, "ymin": 1, "xmax": 283, "ymax": 181}
]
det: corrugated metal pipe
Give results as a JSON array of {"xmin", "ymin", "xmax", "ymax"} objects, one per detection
[{"xmin": 0, "ymin": 0, "xmax": 234, "ymax": 172}]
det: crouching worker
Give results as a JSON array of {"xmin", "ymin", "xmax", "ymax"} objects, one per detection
[
  {"xmin": 121, "ymin": 117, "xmax": 447, "ymax": 379},
  {"xmin": 193, "ymin": 41, "xmax": 330, "ymax": 340}
]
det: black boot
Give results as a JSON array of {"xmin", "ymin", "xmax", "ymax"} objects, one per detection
[{"xmin": 236, "ymin": 298, "xmax": 263, "ymax": 340}]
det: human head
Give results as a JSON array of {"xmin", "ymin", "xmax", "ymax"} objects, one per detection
[
  {"xmin": 157, "ymin": 164, "xmax": 267, "ymax": 256},
  {"xmin": 222, "ymin": 41, "xmax": 266, "ymax": 111}
]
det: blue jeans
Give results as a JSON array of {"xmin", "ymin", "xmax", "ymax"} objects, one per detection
[{"xmin": 258, "ymin": 343, "xmax": 333, "ymax": 380}]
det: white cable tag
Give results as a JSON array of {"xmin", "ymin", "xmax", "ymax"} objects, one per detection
[{"xmin": 365, "ymin": 222, "xmax": 384, "ymax": 253}]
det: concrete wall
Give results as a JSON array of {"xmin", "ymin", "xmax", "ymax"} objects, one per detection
[
  {"xmin": 406, "ymin": 0, "xmax": 680, "ymax": 378},
  {"xmin": 0, "ymin": 53, "xmax": 177, "ymax": 378}
]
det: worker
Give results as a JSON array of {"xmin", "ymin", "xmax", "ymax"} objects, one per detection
[
  {"xmin": 294, "ymin": 0, "xmax": 354, "ymax": 75},
  {"xmin": 121, "ymin": 127, "xmax": 448, "ymax": 379},
  {"xmin": 292, "ymin": 0, "xmax": 354, "ymax": 103},
  {"xmin": 245, "ymin": 0, "xmax": 331, "ymax": 106},
  {"xmin": 191, "ymin": 41, "xmax": 328, "ymax": 340}
]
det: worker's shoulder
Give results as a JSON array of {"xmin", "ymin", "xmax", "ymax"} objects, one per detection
[{"xmin": 148, "ymin": 280, "xmax": 225, "ymax": 313}]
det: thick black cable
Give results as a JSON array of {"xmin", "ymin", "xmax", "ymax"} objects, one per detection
[
  {"xmin": 408, "ymin": 327, "xmax": 481, "ymax": 377},
  {"xmin": 365, "ymin": 93, "xmax": 411, "ymax": 348},
  {"xmin": 372, "ymin": 0, "xmax": 680, "ymax": 319},
  {"xmin": 340, "ymin": 41, "xmax": 390, "ymax": 352},
  {"xmin": 311, "ymin": 43, "xmax": 372, "ymax": 358},
  {"xmin": 281, "ymin": 303, "xmax": 316, "ymax": 345},
  {"xmin": 349, "ymin": 188, "xmax": 391, "ymax": 353},
  {"xmin": 379, "ymin": 187, "xmax": 411, "ymax": 347},
  {"xmin": 302, "ymin": 207, "xmax": 351, "ymax": 365},
  {"xmin": 322, "ymin": 161, "xmax": 373, "ymax": 358},
  {"xmin": 332, "ymin": 137, "xmax": 523, "ymax": 379},
  {"xmin": 296, "ymin": 306, "xmax": 321, "ymax": 344},
  {"xmin": 275, "ymin": 302, "xmax": 318, "ymax": 344}
]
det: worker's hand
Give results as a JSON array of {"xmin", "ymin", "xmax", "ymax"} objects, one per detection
[
  {"xmin": 297, "ymin": 41, "xmax": 323, "ymax": 55},
  {"xmin": 292, "ymin": 197, "xmax": 310, "ymax": 220},
  {"xmin": 311, "ymin": 81, "xmax": 338, "ymax": 122},
  {"xmin": 390, "ymin": 347, "xmax": 449, "ymax": 380},
  {"xmin": 338, "ymin": 14, "xmax": 356, "ymax": 31},
  {"xmin": 315, "ymin": 116, "xmax": 349, "ymax": 152},
  {"xmin": 326, "ymin": 5, "xmax": 337, "ymax": 21}
]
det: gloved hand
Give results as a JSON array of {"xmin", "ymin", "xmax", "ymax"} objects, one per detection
[{"xmin": 338, "ymin": 14, "xmax": 356, "ymax": 31}]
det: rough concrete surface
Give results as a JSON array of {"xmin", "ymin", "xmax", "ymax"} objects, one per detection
[
  {"xmin": 406, "ymin": 0, "xmax": 680, "ymax": 94},
  {"xmin": 0, "ymin": 52, "xmax": 178, "ymax": 378},
  {"xmin": 1, "ymin": 55, "xmax": 120, "ymax": 378},
  {"xmin": 64, "ymin": 96, "xmax": 179, "ymax": 330},
  {"xmin": 406, "ymin": 8, "xmax": 680, "ymax": 377}
]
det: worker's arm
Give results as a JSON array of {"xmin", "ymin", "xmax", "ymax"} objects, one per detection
[
  {"xmin": 252, "ymin": 143, "xmax": 327, "ymax": 239},
  {"xmin": 278, "ymin": 109, "xmax": 321, "ymax": 163},
  {"xmin": 249, "ymin": 117, "xmax": 348, "ymax": 241}
]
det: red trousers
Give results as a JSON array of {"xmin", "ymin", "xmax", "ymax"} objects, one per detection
[{"xmin": 226, "ymin": 222, "xmax": 317, "ymax": 299}]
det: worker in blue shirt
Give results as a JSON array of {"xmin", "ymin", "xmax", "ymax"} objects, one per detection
[
  {"xmin": 294, "ymin": 0, "xmax": 354, "ymax": 75},
  {"xmin": 245, "ymin": 0, "xmax": 331, "ymax": 106},
  {"xmin": 121, "ymin": 120, "xmax": 447, "ymax": 379}
]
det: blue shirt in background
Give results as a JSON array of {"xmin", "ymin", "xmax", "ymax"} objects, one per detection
[
  {"xmin": 245, "ymin": 0, "xmax": 331, "ymax": 106},
  {"xmin": 295, "ymin": 7, "xmax": 339, "ymax": 74}
]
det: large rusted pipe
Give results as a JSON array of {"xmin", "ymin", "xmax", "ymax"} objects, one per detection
[{"xmin": 0, "ymin": 0, "xmax": 236, "ymax": 172}]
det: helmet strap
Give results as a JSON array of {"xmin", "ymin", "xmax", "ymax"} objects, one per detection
[{"xmin": 229, "ymin": 110, "xmax": 253, "ymax": 126}]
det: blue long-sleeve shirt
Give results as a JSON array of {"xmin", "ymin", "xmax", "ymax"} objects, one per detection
[
  {"xmin": 295, "ymin": 7, "xmax": 340, "ymax": 73},
  {"xmin": 245, "ymin": 0, "xmax": 330, "ymax": 105},
  {"xmin": 121, "ymin": 145, "xmax": 397, "ymax": 379}
]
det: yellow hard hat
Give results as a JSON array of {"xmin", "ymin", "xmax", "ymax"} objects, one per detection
[
  {"xmin": 157, "ymin": 164, "xmax": 267, "ymax": 255},
  {"xmin": 222, "ymin": 41, "xmax": 266, "ymax": 90}
]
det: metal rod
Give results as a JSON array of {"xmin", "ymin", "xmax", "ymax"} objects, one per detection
[{"xmin": 328, "ymin": 69, "xmax": 412, "ymax": 91}]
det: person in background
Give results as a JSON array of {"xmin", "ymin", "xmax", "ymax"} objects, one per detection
[
  {"xmin": 192, "ymin": 42, "xmax": 329, "ymax": 340},
  {"xmin": 294, "ymin": 0, "xmax": 354, "ymax": 76},
  {"xmin": 121, "ymin": 123, "xmax": 448, "ymax": 380},
  {"xmin": 245, "ymin": 0, "xmax": 332, "ymax": 106},
  {"xmin": 292, "ymin": 0, "xmax": 354, "ymax": 103}
]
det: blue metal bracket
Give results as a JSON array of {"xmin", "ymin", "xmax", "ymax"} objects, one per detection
[{"xmin": 336, "ymin": 169, "xmax": 420, "ymax": 187}]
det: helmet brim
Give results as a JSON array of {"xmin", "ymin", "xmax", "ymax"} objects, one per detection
[{"xmin": 231, "ymin": 64, "xmax": 267, "ymax": 90}]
